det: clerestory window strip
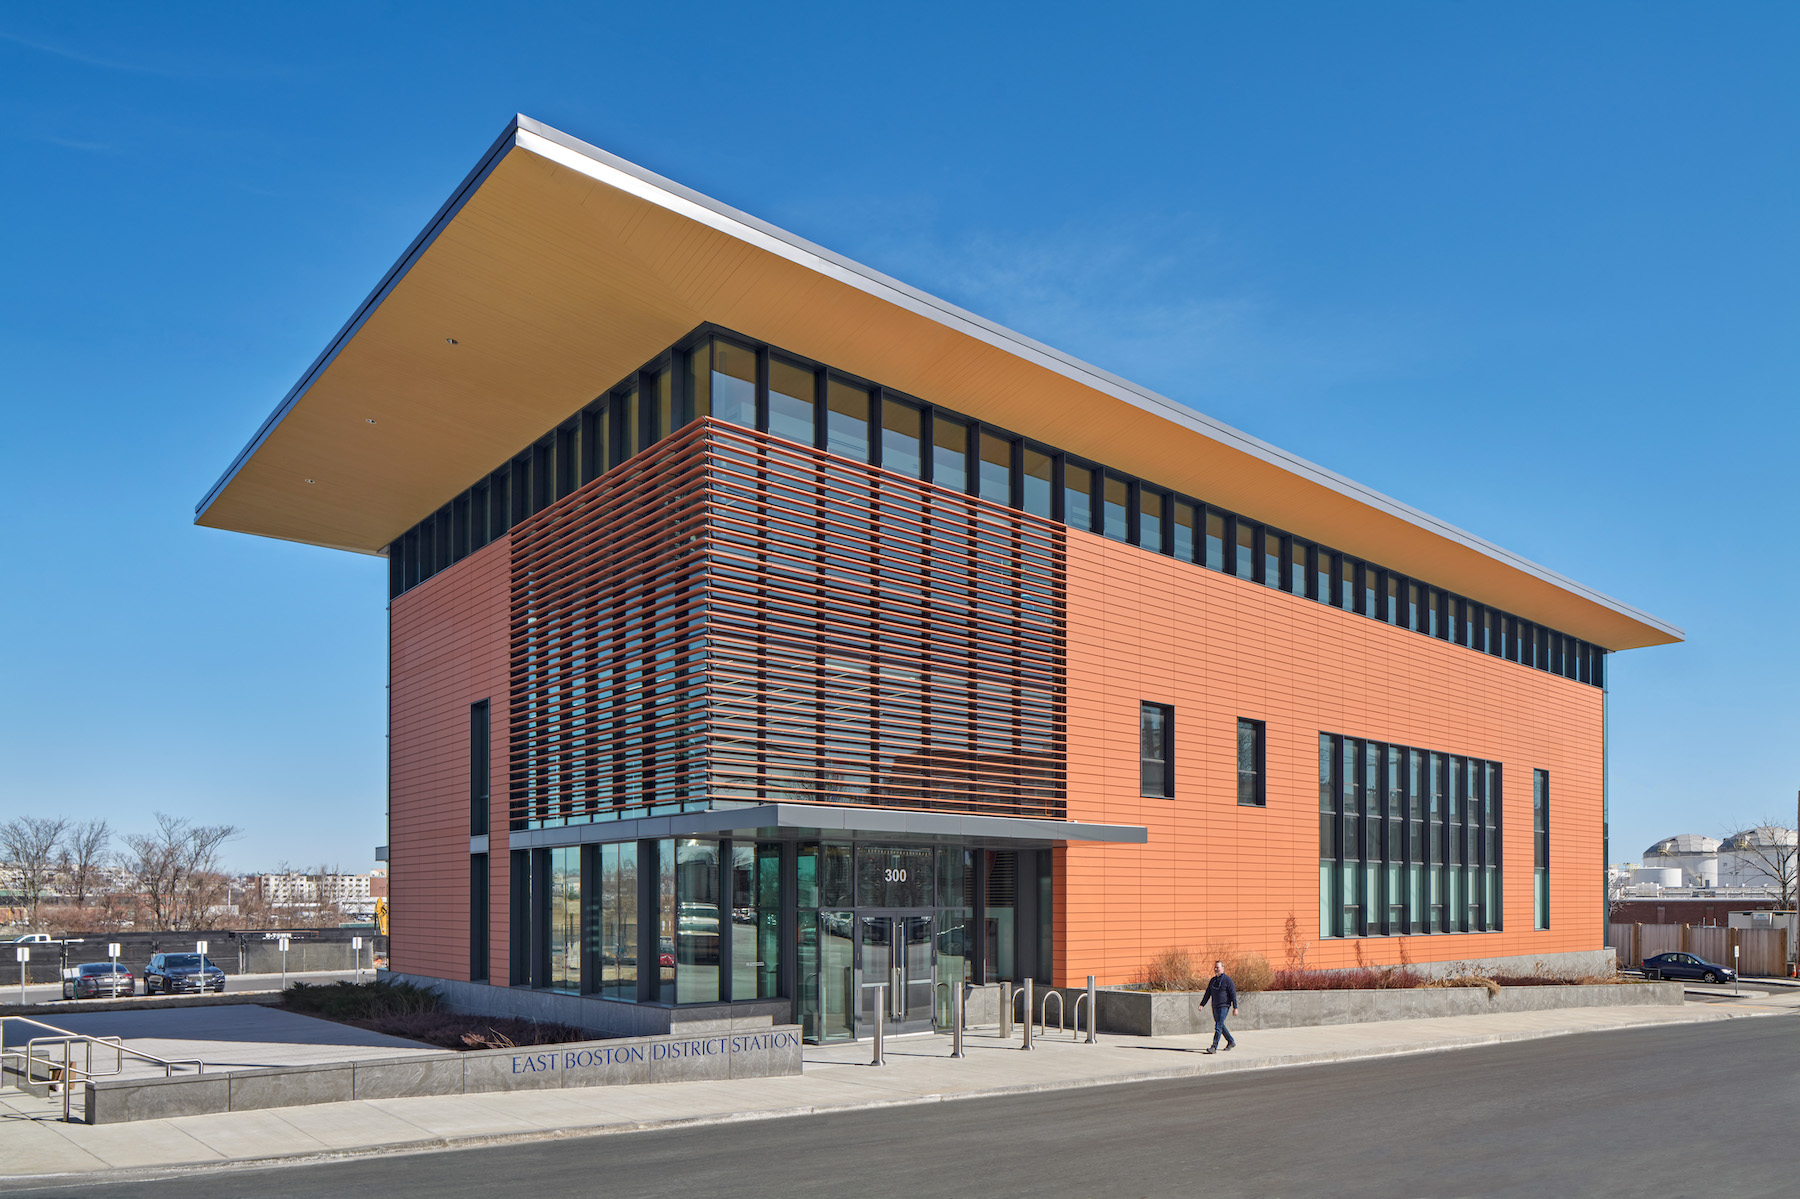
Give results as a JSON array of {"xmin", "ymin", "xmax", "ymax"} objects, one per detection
[{"xmin": 385, "ymin": 324, "xmax": 1606, "ymax": 689}]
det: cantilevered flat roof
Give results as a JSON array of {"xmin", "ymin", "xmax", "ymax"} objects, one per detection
[{"xmin": 196, "ymin": 115, "xmax": 1681, "ymax": 652}]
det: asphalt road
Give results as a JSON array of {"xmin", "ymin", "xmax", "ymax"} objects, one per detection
[
  {"xmin": 11, "ymin": 1014, "xmax": 1797, "ymax": 1199},
  {"xmin": 6, "ymin": 970, "xmax": 360, "ymax": 1005}
]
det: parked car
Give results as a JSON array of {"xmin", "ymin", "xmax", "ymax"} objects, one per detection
[
  {"xmin": 143, "ymin": 953, "xmax": 227, "ymax": 994},
  {"xmin": 62, "ymin": 962, "xmax": 135, "ymax": 999},
  {"xmin": 1640, "ymin": 952, "xmax": 1736, "ymax": 983}
]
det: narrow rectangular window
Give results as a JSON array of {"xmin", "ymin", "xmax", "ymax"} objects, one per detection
[
  {"xmin": 1102, "ymin": 474, "xmax": 1130, "ymax": 541},
  {"xmin": 1236, "ymin": 718, "xmax": 1266, "ymax": 807},
  {"xmin": 1339, "ymin": 557, "xmax": 1356, "ymax": 612},
  {"xmin": 1204, "ymin": 509, "xmax": 1226, "ymax": 570},
  {"xmin": 1022, "ymin": 447, "xmax": 1054, "ymax": 517},
  {"xmin": 1263, "ymin": 529, "xmax": 1283, "ymax": 589},
  {"xmin": 470, "ymin": 853, "xmax": 489, "ymax": 981},
  {"xmin": 1534, "ymin": 769, "xmax": 1549, "ymax": 929},
  {"xmin": 1318, "ymin": 550, "xmax": 1336, "ymax": 605},
  {"xmin": 1140, "ymin": 703, "xmax": 1172, "ymax": 798},
  {"xmin": 768, "ymin": 357, "xmax": 817, "ymax": 445},
  {"xmin": 979, "ymin": 431, "xmax": 1013, "ymax": 504},
  {"xmin": 709, "ymin": 340, "xmax": 757, "ymax": 428},
  {"xmin": 1064, "ymin": 461, "xmax": 1094, "ymax": 532},
  {"xmin": 1233, "ymin": 518, "xmax": 1255, "ymax": 580},
  {"xmin": 1139, "ymin": 488, "xmax": 1164, "ymax": 552},
  {"xmin": 470, "ymin": 700, "xmax": 490, "ymax": 836},
  {"xmin": 825, "ymin": 377, "xmax": 871, "ymax": 461},
  {"xmin": 882, "ymin": 398, "xmax": 923, "ymax": 478},
  {"xmin": 1288, "ymin": 539, "xmax": 1308, "ymax": 596},
  {"xmin": 933, "ymin": 413, "xmax": 970, "ymax": 491},
  {"xmin": 1173, "ymin": 500, "xmax": 1196, "ymax": 561}
]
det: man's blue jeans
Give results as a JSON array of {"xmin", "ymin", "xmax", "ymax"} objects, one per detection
[{"xmin": 1209, "ymin": 1007, "xmax": 1236, "ymax": 1051}]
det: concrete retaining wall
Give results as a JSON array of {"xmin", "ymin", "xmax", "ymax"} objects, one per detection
[
  {"xmin": 1051, "ymin": 981, "xmax": 1684, "ymax": 1037},
  {"xmin": 82, "ymin": 1024, "xmax": 804, "ymax": 1125}
]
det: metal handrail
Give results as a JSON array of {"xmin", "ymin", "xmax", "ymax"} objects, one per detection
[{"xmin": 2, "ymin": 1014, "xmax": 206, "ymax": 1122}]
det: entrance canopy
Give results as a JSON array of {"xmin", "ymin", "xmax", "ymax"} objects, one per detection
[{"xmin": 503, "ymin": 802, "xmax": 1148, "ymax": 852}]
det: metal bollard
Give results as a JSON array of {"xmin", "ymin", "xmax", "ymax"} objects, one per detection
[
  {"xmin": 951, "ymin": 983, "xmax": 965, "ymax": 1059},
  {"xmin": 871, "ymin": 984, "xmax": 886, "ymax": 1066},
  {"xmin": 1000, "ymin": 981, "xmax": 1013, "ymax": 1039},
  {"xmin": 1086, "ymin": 975, "xmax": 1098, "ymax": 1043},
  {"xmin": 1021, "ymin": 978, "xmax": 1034, "ymax": 1050}
]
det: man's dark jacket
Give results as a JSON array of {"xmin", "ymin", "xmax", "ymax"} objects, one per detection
[{"xmin": 1201, "ymin": 972, "xmax": 1238, "ymax": 1011}]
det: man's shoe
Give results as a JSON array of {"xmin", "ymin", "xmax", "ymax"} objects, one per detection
[
  {"xmin": 1201, "ymin": 1048, "xmax": 1217, "ymax": 1054},
  {"xmin": 1224, "ymin": 1043, "xmax": 1236, "ymax": 1051}
]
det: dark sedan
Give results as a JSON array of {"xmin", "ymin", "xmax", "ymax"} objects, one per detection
[
  {"xmin": 144, "ymin": 953, "xmax": 227, "ymax": 994},
  {"xmin": 1641, "ymin": 952, "xmax": 1736, "ymax": 983},
  {"xmin": 61, "ymin": 962, "xmax": 135, "ymax": 999}
]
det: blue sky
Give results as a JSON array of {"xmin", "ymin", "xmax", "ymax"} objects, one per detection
[{"xmin": 1, "ymin": 3, "xmax": 1794, "ymax": 871}]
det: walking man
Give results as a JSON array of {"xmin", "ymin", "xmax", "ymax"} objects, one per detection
[{"xmin": 1199, "ymin": 959, "xmax": 1238, "ymax": 1053}]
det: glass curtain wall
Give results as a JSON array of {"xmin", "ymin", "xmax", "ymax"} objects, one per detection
[
  {"xmin": 548, "ymin": 846, "xmax": 581, "ymax": 993},
  {"xmin": 731, "ymin": 843, "xmax": 781, "ymax": 1000}
]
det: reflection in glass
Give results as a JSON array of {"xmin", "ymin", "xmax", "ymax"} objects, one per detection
[
  {"xmin": 594, "ymin": 841, "xmax": 638, "ymax": 1001},
  {"xmin": 826, "ymin": 378, "xmax": 870, "ymax": 460},
  {"xmin": 1173, "ymin": 500, "xmax": 1195, "ymax": 561},
  {"xmin": 768, "ymin": 358, "xmax": 815, "ymax": 444},
  {"xmin": 1022, "ymin": 448, "xmax": 1053, "ymax": 517},
  {"xmin": 1289, "ymin": 539, "xmax": 1308, "ymax": 596},
  {"xmin": 856, "ymin": 845, "xmax": 934, "ymax": 907},
  {"xmin": 1205, "ymin": 511, "xmax": 1225, "ymax": 570},
  {"xmin": 731, "ymin": 842, "xmax": 781, "ymax": 1000},
  {"xmin": 549, "ymin": 846, "xmax": 581, "ymax": 993},
  {"xmin": 935, "ymin": 908, "xmax": 972, "ymax": 1027},
  {"xmin": 882, "ymin": 400, "xmax": 923, "ymax": 478},
  {"xmin": 658, "ymin": 839, "xmax": 676, "ymax": 1002},
  {"xmin": 933, "ymin": 415, "xmax": 968, "ymax": 490},
  {"xmin": 1064, "ymin": 463, "xmax": 1093, "ymax": 532},
  {"xmin": 675, "ymin": 839, "xmax": 720, "ymax": 1003},
  {"xmin": 1263, "ymin": 529, "xmax": 1282, "ymax": 589},
  {"xmin": 686, "ymin": 342, "xmax": 711, "ymax": 420},
  {"xmin": 978, "ymin": 432, "xmax": 1012, "ymax": 503},
  {"xmin": 1103, "ymin": 475, "xmax": 1129, "ymax": 541},
  {"xmin": 936, "ymin": 848, "xmax": 972, "ymax": 907},
  {"xmin": 650, "ymin": 365, "xmax": 672, "ymax": 441},
  {"xmin": 1139, "ymin": 489, "xmax": 1163, "ymax": 551},
  {"xmin": 712, "ymin": 341, "xmax": 757, "ymax": 428}
]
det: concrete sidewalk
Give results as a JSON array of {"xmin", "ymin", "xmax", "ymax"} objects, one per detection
[{"xmin": 0, "ymin": 994, "xmax": 1790, "ymax": 1185}]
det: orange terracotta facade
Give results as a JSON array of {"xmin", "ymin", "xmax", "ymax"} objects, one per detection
[
  {"xmin": 388, "ymin": 534, "xmax": 511, "ymax": 984},
  {"xmin": 1056, "ymin": 530, "xmax": 1604, "ymax": 987}
]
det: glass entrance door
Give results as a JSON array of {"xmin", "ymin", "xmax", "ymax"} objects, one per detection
[{"xmin": 858, "ymin": 913, "xmax": 935, "ymax": 1034}]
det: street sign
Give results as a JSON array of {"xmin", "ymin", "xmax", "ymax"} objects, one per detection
[
  {"xmin": 108, "ymin": 943, "xmax": 121, "ymax": 958},
  {"xmin": 277, "ymin": 936, "xmax": 290, "ymax": 951},
  {"xmin": 351, "ymin": 937, "xmax": 363, "ymax": 950},
  {"xmin": 13, "ymin": 947, "xmax": 26, "ymax": 962},
  {"xmin": 195, "ymin": 941, "xmax": 209, "ymax": 955}
]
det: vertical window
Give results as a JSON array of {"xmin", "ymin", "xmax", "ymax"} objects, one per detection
[
  {"xmin": 882, "ymin": 399, "xmax": 923, "ymax": 478},
  {"xmin": 548, "ymin": 846, "xmax": 581, "ymax": 993},
  {"xmin": 594, "ymin": 841, "xmax": 639, "ymax": 1001},
  {"xmin": 978, "ymin": 431, "xmax": 1013, "ymax": 504},
  {"xmin": 470, "ymin": 700, "xmax": 490, "ymax": 836},
  {"xmin": 933, "ymin": 414, "xmax": 969, "ymax": 491},
  {"xmin": 1022, "ymin": 447, "xmax": 1054, "ymax": 517},
  {"xmin": 1263, "ymin": 529, "xmax": 1283, "ymax": 589},
  {"xmin": 686, "ymin": 341, "xmax": 712, "ymax": 420},
  {"xmin": 674, "ymin": 838, "xmax": 720, "ymax": 1003},
  {"xmin": 1534, "ymin": 770, "xmax": 1550, "ymax": 930},
  {"xmin": 1204, "ymin": 510, "xmax": 1226, "ymax": 570},
  {"xmin": 768, "ymin": 357, "xmax": 816, "ymax": 445},
  {"xmin": 1139, "ymin": 488, "xmax": 1165, "ymax": 551},
  {"xmin": 1064, "ymin": 461, "xmax": 1094, "ymax": 532},
  {"xmin": 1233, "ymin": 519, "xmax": 1255, "ymax": 580},
  {"xmin": 825, "ymin": 378, "xmax": 871, "ymax": 460},
  {"xmin": 1319, "ymin": 735, "xmax": 1339, "ymax": 938},
  {"xmin": 710, "ymin": 340, "xmax": 757, "ymax": 428},
  {"xmin": 1339, "ymin": 558, "xmax": 1356, "ymax": 612},
  {"xmin": 1288, "ymin": 539, "xmax": 1309, "ymax": 596},
  {"xmin": 1236, "ymin": 718, "xmax": 1266, "ymax": 807},
  {"xmin": 730, "ymin": 842, "xmax": 782, "ymax": 1001},
  {"xmin": 1318, "ymin": 550, "xmax": 1335, "ymax": 605},
  {"xmin": 1103, "ymin": 474, "xmax": 1130, "ymax": 541},
  {"xmin": 1139, "ymin": 703, "xmax": 1172, "ymax": 798},
  {"xmin": 1172, "ymin": 500, "xmax": 1196, "ymax": 561},
  {"xmin": 470, "ymin": 853, "xmax": 489, "ymax": 982},
  {"xmin": 649, "ymin": 365, "xmax": 672, "ymax": 443}
]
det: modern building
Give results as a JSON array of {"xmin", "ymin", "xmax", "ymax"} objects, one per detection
[{"xmin": 196, "ymin": 116, "xmax": 1683, "ymax": 1039}]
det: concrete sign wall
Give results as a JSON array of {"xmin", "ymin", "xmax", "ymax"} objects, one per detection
[{"xmin": 84, "ymin": 1025, "xmax": 803, "ymax": 1125}]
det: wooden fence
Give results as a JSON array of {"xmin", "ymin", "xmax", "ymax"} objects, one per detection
[{"xmin": 1607, "ymin": 923, "xmax": 1790, "ymax": 976}]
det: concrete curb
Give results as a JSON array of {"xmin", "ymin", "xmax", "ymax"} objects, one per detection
[{"xmin": 0, "ymin": 1006, "xmax": 1776, "ymax": 1189}]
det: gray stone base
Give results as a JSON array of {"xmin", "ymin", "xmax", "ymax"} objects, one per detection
[
  {"xmin": 82, "ymin": 1024, "xmax": 803, "ymax": 1124},
  {"xmin": 381, "ymin": 971, "xmax": 792, "ymax": 1037}
]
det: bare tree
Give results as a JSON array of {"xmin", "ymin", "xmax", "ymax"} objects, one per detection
[
  {"xmin": 1723, "ymin": 819, "xmax": 1797, "ymax": 909},
  {"xmin": 0, "ymin": 815, "xmax": 68, "ymax": 929},
  {"xmin": 121, "ymin": 814, "xmax": 243, "ymax": 931},
  {"xmin": 61, "ymin": 819, "xmax": 111, "ymax": 907}
]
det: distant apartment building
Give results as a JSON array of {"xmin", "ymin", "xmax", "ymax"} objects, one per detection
[{"xmin": 257, "ymin": 872, "xmax": 378, "ymax": 910}]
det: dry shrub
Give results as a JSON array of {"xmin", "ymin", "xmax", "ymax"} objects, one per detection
[
  {"xmin": 1426, "ymin": 974, "xmax": 1502, "ymax": 997},
  {"xmin": 1268, "ymin": 966, "xmax": 1427, "ymax": 991},
  {"xmin": 1141, "ymin": 946, "xmax": 1207, "ymax": 992}
]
